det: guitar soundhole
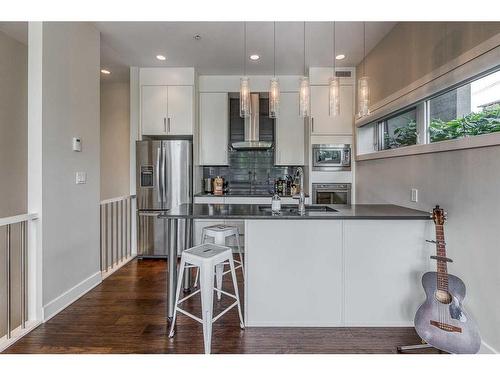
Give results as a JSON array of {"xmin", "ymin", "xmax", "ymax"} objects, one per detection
[{"xmin": 435, "ymin": 290, "xmax": 452, "ymax": 304}]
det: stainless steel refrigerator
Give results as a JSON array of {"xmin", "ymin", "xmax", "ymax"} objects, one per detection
[{"xmin": 136, "ymin": 139, "xmax": 192, "ymax": 257}]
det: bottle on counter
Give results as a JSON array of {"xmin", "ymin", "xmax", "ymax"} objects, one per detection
[
  {"xmin": 213, "ymin": 176, "xmax": 224, "ymax": 196},
  {"xmin": 271, "ymin": 193, "xmax": 281, "ymax": 214}
]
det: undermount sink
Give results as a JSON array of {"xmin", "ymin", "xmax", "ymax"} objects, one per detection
[{"xmin": 258, "ymin": 205, "xmax": 337, "ymax": 213}]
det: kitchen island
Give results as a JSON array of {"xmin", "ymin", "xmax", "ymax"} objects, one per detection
[{"xmin": 160, "ymin": 203, "xmax": 432, "ymax": 327}]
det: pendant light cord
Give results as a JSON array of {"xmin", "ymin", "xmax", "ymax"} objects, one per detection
[
  {"xmin": 274, "ymin": 22, "xmax": 276, "ymax": 77},
  {"xmin": 244, "ymin": 22, "xmax": 247, "ymax": 76},
  {"xmin": 363, "ymin": 21, "xmax": 366, "ymax": 77},
  {"xmin": 303, "ymin": 22, "xmax": 306, "ymax": 77},
  {"xmin": 333, "ymin": 21, "xmax": 336, "ymax": 73}
]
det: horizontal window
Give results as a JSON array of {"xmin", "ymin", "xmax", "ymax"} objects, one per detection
[
  {"xmin": 429, "ymin": 70, "xmax": 500, "ymax": 142},
  {"xmin": 357, "ymin": 68, "xmax": 500, "ymax": 156},
  {"xmin": 383, "ymin": 108, "xmax": 417, "ymax": 150}
]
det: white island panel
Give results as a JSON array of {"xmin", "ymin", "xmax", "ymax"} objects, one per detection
[
  {"xmin": 245, "ymin": 220, "xmax": 343, "ymax": 327},
  {"xmin": 343, "ymin": 220, "xmax": 433, "ymax": 326}
]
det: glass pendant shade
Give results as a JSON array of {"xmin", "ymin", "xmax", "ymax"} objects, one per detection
[
  {"xmin": 299, "ymin": 76, "xmax": 310, "ymax": 117},
  {"xmin": 358, "ymin": 76, "xmax": 370, "ymax": 118},
  {"xmin": 329, "ymin": 77, "xmax": 340, "ymax": 116},
  {"xmin": 240, "ymin": 77, "xmax": 250, "ymax": 118},
  {"xmin": 269, "ymin": 77, "xmax": 280, "ymax": 118}
]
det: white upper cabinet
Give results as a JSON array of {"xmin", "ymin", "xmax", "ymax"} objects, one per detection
[
  {"xmin": 310, "ymin": 84, "xmax": 354, "ymax": 135},
  {"xmin": 141, "ymin": 86, "xmax": 167, "ymax": 135},
  {"xmin": 199, "ymin": 92, "xmax": 229, "ymax": 165},
  {"xmin": 275, "ymin": 92, "xmax": 305, "ymax": 166},
  {"xmin": 166, "ymin": 85, "xmax": 193, "ymax": 135},
  {"xmin": 141, "ymin": 85, "xmax": 193, "ymax": 136}
]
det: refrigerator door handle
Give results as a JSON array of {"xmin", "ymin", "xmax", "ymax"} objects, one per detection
[
  {"xmin": 156, "ymin": 146, "xmax": 162, "ymax": 204},
  {"xmin": 162, "ymin": 143, "xmax": 167, "ymax": 205}
]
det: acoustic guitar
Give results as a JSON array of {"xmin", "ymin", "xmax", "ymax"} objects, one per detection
[{"xmin": 414, "ymin": 205, "xmax": 481, "ymax": 354}]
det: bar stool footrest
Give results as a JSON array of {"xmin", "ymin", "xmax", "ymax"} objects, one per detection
[
  {"xmin": 212, "ymin": 301, "xmax": 238, "ymax": 323},
  {"xmin": 177, "ymin": 289, "xmax": 201, "ymax": 304},
  {"xmin": 175, "ymin": 307, "xmax": 204, "ymax": 324}
]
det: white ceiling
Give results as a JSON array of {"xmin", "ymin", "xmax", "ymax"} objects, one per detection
[{"xmin": 0, "ymin": 21, "xmax": 396, "ymax": 82}]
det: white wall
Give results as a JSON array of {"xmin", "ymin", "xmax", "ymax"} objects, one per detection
[
  {"xmin": 356, "ymin": 145, "xmax": 500, "ymax": 353},
  {"xmin": 0, "ymin": 30, "xmax": 27, "ymax": 217},
  {"xmin": 100, "ymin": 81, "xmax": 130, "ymax": 200},
  {"xmin": 28, "ymin": 22, "xmax": 101, "ymax": 318}
]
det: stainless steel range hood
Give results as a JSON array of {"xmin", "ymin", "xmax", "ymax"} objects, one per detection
[{"xmin": 232, "ymin": 93, "xmax": 273, "ymax": 150}]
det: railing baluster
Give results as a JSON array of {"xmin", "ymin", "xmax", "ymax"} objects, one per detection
[
  {"xmin": 99, "ymin": 205, "xmax": 103, "ymax": 272},
  {"xmin": 111, "ymin": 202, "xmax": 115, "ymax": 266},
  {"xmin": 125, "ymin": 198, "xmax": 129, "ymax": 258},
  {"xmin": 105, "ymin": 204, "xmax": 109, "ymax": 271},
  {"xmin": 98, "ymin": 196, "xmax": 135, "ymax": 276},
  {"xmin": 21, "ymin": 221, "xmax": 27, "ymax": 329},
  {"xmin": 120, "ymin": 200, "xmax": 124, "ymax": 262},
  {"xmin": 6, "ymin": 224, "xmax": 11, "ymax": 339}
]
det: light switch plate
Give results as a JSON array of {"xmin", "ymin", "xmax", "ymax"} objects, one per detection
[
  {"xmin": 411, "ymin": 188, "xmax": 418, "ymax": 202},
  {"xmin": 76, "ymin": 172, "xmax": 87, "ymax": 184}
]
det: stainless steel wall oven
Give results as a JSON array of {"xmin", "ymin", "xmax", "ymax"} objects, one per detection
[{"xmin": 312, "ymin": 183, "xmax": 352, "ymax": 205}]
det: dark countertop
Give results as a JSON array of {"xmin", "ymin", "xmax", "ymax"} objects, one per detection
[
  {"xmin": 194, "ymin": 193, "xmax": 310, "ymax": 198},
  {"xmin": 152, "ymin": 203, "xmax": 431, "ymax": 220}
]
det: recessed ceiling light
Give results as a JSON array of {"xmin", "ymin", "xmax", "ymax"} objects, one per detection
[
  {"xmin": 100, "ymin": 69, "xmax": 111, "ymax": 75},
  {"xmin": 336, "ymin": 54, "xmax": 346, "ymax": 60},
  {"xmin": 156, "ymin": 55, "xmax": 166, "ymax": 61},
  {"xmin": 249, "ymin": 54, "xmax": 260, "ymax": 61}
]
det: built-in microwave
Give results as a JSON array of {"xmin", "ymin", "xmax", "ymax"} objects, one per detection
[{"xmin": 312, "ymin": 144, "xmax": 351, "ymax": 171}]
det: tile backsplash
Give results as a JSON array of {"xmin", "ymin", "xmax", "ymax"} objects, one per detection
[{"xmin": 202, "ymin": 150, "xmax": 301, "ymax": 195}]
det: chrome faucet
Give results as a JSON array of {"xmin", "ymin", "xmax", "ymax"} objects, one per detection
[{"xmin": 293, "ymin": 167, "xmax": 306, "ymax": 215}]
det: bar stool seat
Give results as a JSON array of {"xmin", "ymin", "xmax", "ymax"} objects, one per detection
[
  {"xmin": 194, "ymin": 224, "xmax": 244, "ymax": 300},
  {"xmin": 168, "ymin": 243, "xmax": 244, "ymax": 354}
]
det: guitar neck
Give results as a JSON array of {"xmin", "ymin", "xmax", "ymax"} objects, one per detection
[{"xmin": 435, "ymin": 224, "xmax": 449, "ymax": 291}]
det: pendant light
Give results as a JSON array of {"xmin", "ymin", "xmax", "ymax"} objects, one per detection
[
  {"xmin": 240, "ymin": 22, "xmax": 251, "ymax": 118},
  {"xmin": 329, "ymin": 21, "xmax": 340, "ymax": 116},
  {"xmin": 269, "ymin": 22, "xmax": 280, "ymax": 118},
  {"xmin": 299, "ymin": 22, "xmax": 310, "ymax": 117},
  {"xmin": 358, "ymin": 22, "xmax": 370, "ymax": 118}
]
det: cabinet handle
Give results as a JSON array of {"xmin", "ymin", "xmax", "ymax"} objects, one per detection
[
  {"xmin": 163, "ymin": 117, "xmax": 167, "ymax": 133},
  {"xmin": 167, "ymin": 118, "xmax": 171, "ymax": 133},
  {"xmin": 311, "ymin": 117, "xmax": 314, "ymax": 133}
]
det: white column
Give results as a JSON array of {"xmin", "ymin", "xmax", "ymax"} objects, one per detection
[
  {"xmin": 27, "ymin": 21, "xmax": 44, "ymax": 322},
  {"xmin": 129, "ymin": 67, "xmax": 139, "ymax": 255}
]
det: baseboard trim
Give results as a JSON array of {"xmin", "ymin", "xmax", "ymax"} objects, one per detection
[
  {"xmin": 0, "ymin": 320, "xmax": 42, "ymax": 352},
  {"xmin": 245, "ymin": 321, "xmax": 415, "ymax": 327},
  {"xmin": 43, "ymin": 271, "xmax": 102, "ymax": 322},
  {"xmin": 480, "ymin": 340, "xmax": 498, "ymax": 354},
  {"xmin": 102, "ymin": 255, "xmax": 136, "ymax": 280}
]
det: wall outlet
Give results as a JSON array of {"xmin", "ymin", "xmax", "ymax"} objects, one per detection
[
  {"xmin": 76, "ymin": 172, "xmax": 87, "ymax": 184},
  {"xmin": 72, "ymin": 137, "xmax": 82, "ymax": 152},
  {"xmin": 411, "ymin": 188, "xmax": 418, "ymax": 202}
]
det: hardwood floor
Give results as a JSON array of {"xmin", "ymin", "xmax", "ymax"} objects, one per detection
[{"xmin": 3, "ymin": 259, "xmax": 435, "ymax": 354}]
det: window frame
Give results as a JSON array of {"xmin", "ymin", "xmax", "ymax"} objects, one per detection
[{"xmin": 357, "ymin": 67, "xmax": 500, "ymax": 159}]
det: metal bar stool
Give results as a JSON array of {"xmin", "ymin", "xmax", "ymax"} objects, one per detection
[
  {"xmin": 194, "ymin": 224, "xmax": 244, "ymax": 300},
  {"xmin": 168, "ymin": 243, "xmax": 244, "ymax": 354}
]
